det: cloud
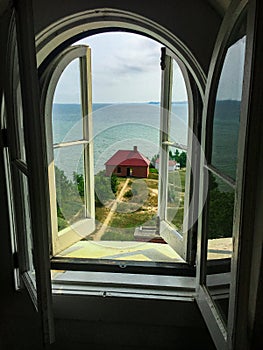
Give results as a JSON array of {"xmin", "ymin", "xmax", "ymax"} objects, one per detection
[
  {"xmin": 54, "ymin": 32, "xmax": 187, "ymax": 103},
  {"xmin": 82, "ymin": 32, "xmax": 162, "ymax": 78}
]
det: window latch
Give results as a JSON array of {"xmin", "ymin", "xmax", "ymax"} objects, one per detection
[{"xmin": 160, "ymin": 47, "xmax": 166, "ymax": 71}]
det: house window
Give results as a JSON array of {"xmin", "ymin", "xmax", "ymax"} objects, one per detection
[{"xmin": 41, "ymin": 32, "xmax": 195, "ymax": 267}]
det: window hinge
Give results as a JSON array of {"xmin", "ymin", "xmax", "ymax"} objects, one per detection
[
  {"xmin": 13, "ymin": 251, "xmax": 19, "ymax": 269},
  {"xmin": 1, "ymin": 128, "xmax": 8, "ymax": 148},
  {"xmin": 160, "ymin": 47, "xmax": 166, "ymax": 71}
]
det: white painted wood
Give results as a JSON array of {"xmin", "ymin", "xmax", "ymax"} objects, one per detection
[
  {"xmin": 158, "ymin": 48, "xmax": 199, "ymax": 262},
  {"xmin": 40, "ymin": 45, "xmax": 95, "ymax": 255},
  {"xmin": 196, "ymin": 0, "xmax": 248, "ymax": 349},
  {"xmin": 79, "ymin": 47, "xmax": 95, "ymax": 221},
  {"xmin": 228, "ymin": 1, "xmax": 263, "ymax": 349},
  {"xmin": 13, "ymin": 0, "xmax": 54, "ymax": 344}
]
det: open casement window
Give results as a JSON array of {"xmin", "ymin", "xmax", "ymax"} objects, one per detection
[
  {"xmin": 4, "ymin": 0, "xmax": 54, "ymax": 344},
  {"xmin": 41, "ymin": 39, "xmax": 198, "ymax": 267},
  {"xmin": 41, "ymin": 46, "xmax": 95, "ymax": 256},
  {"xmin": 158, "ymin": 47, "xmax": 196, "ymax": 261},
  {"xmin": 195, "ymin": 0, "xmax": 253, "ymax": 348}
]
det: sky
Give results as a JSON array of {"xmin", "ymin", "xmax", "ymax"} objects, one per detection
[
  {"xmin": 53, "ymin": 32, "xmax": 246, "ymax": 104},
  {"xmin": 217, "ymin": 36, "xmax": 246, "ymax": 101},
  {"xmin": 53, "ymin": 32, "xmax": 188, "ymax": 104}
]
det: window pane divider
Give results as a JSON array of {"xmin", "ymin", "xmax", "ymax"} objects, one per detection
[
  {"xmin": 53, "ymin": 139, "xmax": 89, "ymax": 149},
  {"xmin": 162, "ymin": 140, "xmax": 187, "ymax": 151},
  {"xmin": 204, "ymin": 164, "xmax": 236, "ymax": 188}
]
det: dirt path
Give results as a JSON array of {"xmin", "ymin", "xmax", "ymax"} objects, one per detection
[{"xmin": 93, "ymin": 178, "xmax": 130, "ymax": 240}]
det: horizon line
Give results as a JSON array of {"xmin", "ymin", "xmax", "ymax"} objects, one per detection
[
  {"xmin": 53, "ymin": 100, "xmax": 188, "ymax": 105},
  {"xmin": 53, "ymin": 99, "xmax": 241, "ymax": 105}
]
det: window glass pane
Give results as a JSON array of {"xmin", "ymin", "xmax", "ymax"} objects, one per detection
[
  {"xmin": 211, "ymin": 36, "xmax": 246, "ymax": 179},
  {"xmin": 207, "ymin": 172, "xmax": 234, "ymax": 259},
  {"xmin": 20, "ymin": 172, "xmax": 35, "ymax": 279},
  {"xmin": 204, "ymin": 14, "xmax": 246, "ymax": 329},
  {"xmin": 16, "ymin": 84, "xmax": 27, "ymax": 161},
  {"xmin": 205, "ymin": 174, "xmax": 233, "ymax": 324},
  {"xmin": 166, "ymin": 60, "xmax": 188, "ymax": 234},
  {"xmin": 2, "ymin": 95, "xmax": 21, "ymax": 289},
  {"xmin": 54, "ymin": 145, "xmax": 86, "ymax": 231},
  {"xmin": 171, "ymin": 60, "xmax": 188, "ymax": 148},
  {"xmin": 166, "ymin": 147, "xmax": 186, "ymax": 233},
  {"xmin": 52, "ymin": 59, "xmax": 82, "ymax": 144}
]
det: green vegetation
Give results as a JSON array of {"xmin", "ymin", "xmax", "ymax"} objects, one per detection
[
  {"xmin": 148, "ymin": 172, "xmax": 158, "ymax": 180},
  {"xmin": 207, "ymin": 175, "xmax": 234, "ymax": 239},
  {"xmin": 94, "ymin": 170, "xmax": 118, "ymax": 207},
  {"xmin": 151, "ymin": 150, "xmax": 187, "ymax": 169},
  {"xmin": 169, "ymin": 149, "xmax": 187, "ymax": 168},
  {"xmin": 73, "ymin": 172, "xmax": 84, "ymax": 198},
  {"xmin": 98, "ymin": 176, "xmax": 159, "ymax": 241},
  {"xmin": 145, "ymin": 178, "xmax": 158, "ymax": 190},
  {"xmin": 55, "ymin": 164, "xmax": 188, "ymax": 241},
  {"xmin": 55, "ymin": 166, "xmax": 85, "ymax": 231},
  {"xmin": 55, "ymin": 167, "xmax": 119, "ymax": 231},
  {"xmin": 123, "ymin": 189, "xmax": 133, "ymax": 198},
  {"xmin": 102, "ymin": 229, "xmax": 134, "ymax": 241},
  {"xmin": 166, "ymin": 169, "xmax": 186, "ymax": 233}
]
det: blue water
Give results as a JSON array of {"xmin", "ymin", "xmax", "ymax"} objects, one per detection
[{"xmin": 52, "ymin": 102, "xmax": 189, "ymax": 178}]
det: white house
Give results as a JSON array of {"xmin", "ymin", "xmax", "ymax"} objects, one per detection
[{"xmin": 155, "ymin": 158, "xmax": 180, "ymax": 171}]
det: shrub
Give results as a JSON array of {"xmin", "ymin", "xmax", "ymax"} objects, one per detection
[
  {"xmin": 123, "ymin": 189, "xmax": 133, "ymax": 198},
  {"xmin": 148, "ymin": 173, "xmax": 158, "ymax": 180}
]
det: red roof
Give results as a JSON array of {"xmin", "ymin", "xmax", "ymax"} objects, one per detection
[{"xmin": 105, "ymin": 147, "xmax": 150, "ymax": 167}]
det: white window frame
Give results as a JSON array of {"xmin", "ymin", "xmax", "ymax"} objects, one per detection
[
  {"xmin": 42, "ymin": 43, "xmax": 199, "ymax": 265},
  {"xmin": 41, "ymin": 45, "xmax": 95, "ymax": 256},
  {"xmin": 4, "ymin": 0, "xmax": 54, "ymax": 344},
  {"xmin": 158, "ymin": 47, "xmax": 200, "ymax": 262},
  {"xmin": 34, "ymin": 7, "xmax": 206, "ymax": 272},
  {"xmin": 194, "ymin": 0, "xmax": 259, "ymax": 349}
]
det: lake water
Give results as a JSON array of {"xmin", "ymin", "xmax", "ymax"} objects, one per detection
[{"xmin": 52, "ymin": 102, "xmax": 189, "ymax": 178}]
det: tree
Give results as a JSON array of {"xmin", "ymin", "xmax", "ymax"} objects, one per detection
[
  {"xmin": 55, "ymin": 166, "xmax": 84, "ymax": 230},
  {"xmin": 208, "ymin": 175, "xmax": 234, "ymax": 239},
  {"xmin": 73, "ymin": 172, "xmax": 84, "ymax": 197},
  {"xmin": 95, "ymin": 170, "xmax": 119, "ymax": 207},
  {"xmin": 111, "ymin": 173, "xmax": 118, "ymax": 194},
  {"xmin": 150, "ymin": 154, "xmax": 158, "ymax": 167},
  {"xmin": 174, "ymin": 149, "xmax": 180, "ymax": 162},
  {"xmin": 179, "ymin": 151, "xmax": 187, "ymax": 168}
]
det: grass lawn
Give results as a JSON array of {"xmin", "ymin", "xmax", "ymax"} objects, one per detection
[{"xmin": 93, "ymin": 170, "xmax": 186, "ymax": 241}]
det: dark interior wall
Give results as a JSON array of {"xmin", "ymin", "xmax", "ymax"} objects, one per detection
[
  {"xmin": 0, "ymin": 1, "xmax": 218, "ymax": 349},
  {"xmin": 0, "ymin": 292, "xmax": 216, "ymax": 350},
  {"xmin": 0, "ymin": 0, "xmax": 15, "ymax": 301},
  {"xmin": 32, "ymin": 0, "xmax": 222, "ymax": 75},
  {"xmin": 52, "ymin": 295, "xmax": 216, "ymax": 350}
]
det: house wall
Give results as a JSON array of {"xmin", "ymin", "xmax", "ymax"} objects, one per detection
[
  {"xmin": 131, "ymin": 165, "xmax": 149, "ymax": 178},
  {"xmin": 106, "ymin": 165, "xmax": 149, "ymax": 178},
  {"xmin": 0, "ymin": 1, "xmax": 225, "ymax": 349},
  {"xmin": 105, "ymin": 165, "xmax": 116, "ymax": 176}
]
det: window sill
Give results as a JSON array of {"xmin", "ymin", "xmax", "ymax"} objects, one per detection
[
  {"xmin": 52, "ymin": 270, "xmax": 196, "ymax": 301},
  {"xmin": 55, "ymin": 240, "xmax": 184, "ymax": 263}
]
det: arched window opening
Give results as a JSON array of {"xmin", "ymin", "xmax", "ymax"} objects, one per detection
[{"xmin": 44, "ymin": 32, "xmax": 192, "ymax": 264}]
